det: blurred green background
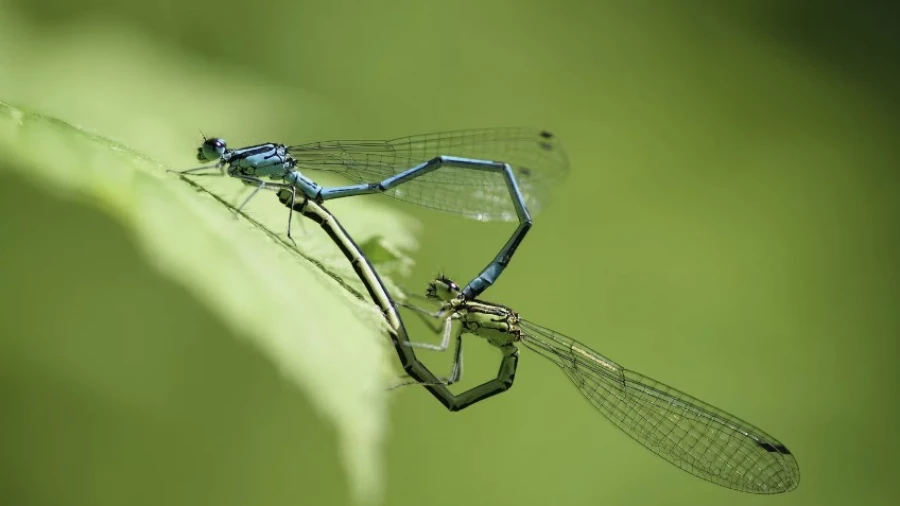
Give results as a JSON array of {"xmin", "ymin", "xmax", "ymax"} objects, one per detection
[{"xmin": 1, "ymin": 0, "xmax": 898, "ymax": 505}]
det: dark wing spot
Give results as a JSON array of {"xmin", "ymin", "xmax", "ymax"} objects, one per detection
[
  {"xmin": 538, "ymin": 141, "xmax": 553, "ymax": 151},
  {"xmin": 539, "ymin": 131, "xmax": 553, "ymax": 139},
  {"xmin": 757, "ymin": 441, "xmax": 792, "ymax": 454}
]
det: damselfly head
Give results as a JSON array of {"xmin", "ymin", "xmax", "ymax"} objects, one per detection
[
  {"xmin": 427, "ymin": 277, "xmax": 461, "ymax": 301},
  {"xmin": 197, "ymin": 137, "xmax": 228, "ymax": 161}
]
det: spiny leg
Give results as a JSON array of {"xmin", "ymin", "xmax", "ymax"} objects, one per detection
[
  {"xmin": 234, "ymin": 176, "xmax": 268, "ymax": 213},
  {"xmin": 315, "ymin": 156, "xmax": 534, "ymax": 300},
  {"xmin": 282, "ymin": 186, "xmax": 301, "ymax": 248},
  {"xmin": 448, "ymin": 329, "xmax": 464, "ymax": 384},
  {"xmin": 405, "ymin": 313, "xmax": 455, "ymax": 352},
  {"xmin": 389, "ymin": 337, "xmax": 464, "ymax": 389},
  {"xmin": 390, "ymin": 316, "xmax": 465, "ymax": 389},
  {"xmin": 173, "ymin": 162, "xmax": 245, "ymax": 220},
  {"xmin": 266, "ymin": 187, "xmax": 311, "ymax": 249},
  {"xmin": 400, "ymin": 300, "xmax": 448, "ymax": 333},
  {"xmin": 231, "ymin": 177, "xmax": 306, "ymax": 247},
  {"xmin": 211, "ymin": 173, "xmax": 270, "ymax": 223},
  {"xmin": 408, "ymin": 314, "xmax": 465, "ymax": 383},
  {"xmin": 228, "ymin": 184, "xmax": 256, "ymax": 218},
  {"xmin": 169, "ymin": 162, "xmax": 226, "ymax": 176}
]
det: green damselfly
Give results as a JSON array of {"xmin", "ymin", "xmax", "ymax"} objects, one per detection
[{"xmin": 400, "ymin": 277, "xmax": 800, "ymax": 493}]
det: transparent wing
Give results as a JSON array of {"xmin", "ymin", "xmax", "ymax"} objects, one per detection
[
  {"xmin": 286, "ymin": 127, "xmax": 569, "ymax": 221},
  {"xmin": 518, "ymin": 319, "xmax": 800, "ymax": 494}
]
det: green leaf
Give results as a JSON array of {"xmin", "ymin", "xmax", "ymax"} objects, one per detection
[{"xmin": 0, "ymin": 100, "xmax": 418, "ymax": 504}]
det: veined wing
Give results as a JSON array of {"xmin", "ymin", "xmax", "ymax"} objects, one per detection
[
  {"xmin": 517, "ymin": 319, "xmax": 800, "ymax": 494},
  {"xmin": 286, "ymin": 127, "xmax": 569, "ymax": 221}
]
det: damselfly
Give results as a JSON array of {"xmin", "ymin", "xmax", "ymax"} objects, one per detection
[
  {"xmin": 178, "ymin": 128, "xmax": 568, "ymax": 300},
  {"xmin": 400, "ymin": 277, "xmax": 801, "ymax": 493}
]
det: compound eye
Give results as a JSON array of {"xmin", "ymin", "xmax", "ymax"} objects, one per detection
[
  {"xmin": 197, "ymin": 137, "xmax": 228, "ymax": 161},
  {"xmin": 203, "ymin": 138, "xmax": 226, "ymax": 150}
]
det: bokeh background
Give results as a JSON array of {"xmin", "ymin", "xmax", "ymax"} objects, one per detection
[{"xmin": 1, "ymin": 1, "xmax": 898, "ymax": 505}]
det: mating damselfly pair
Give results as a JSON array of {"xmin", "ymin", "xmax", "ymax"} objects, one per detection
[{"xmin": 174, "ymin": 127, "xmax": 800, "ymax": 494}]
